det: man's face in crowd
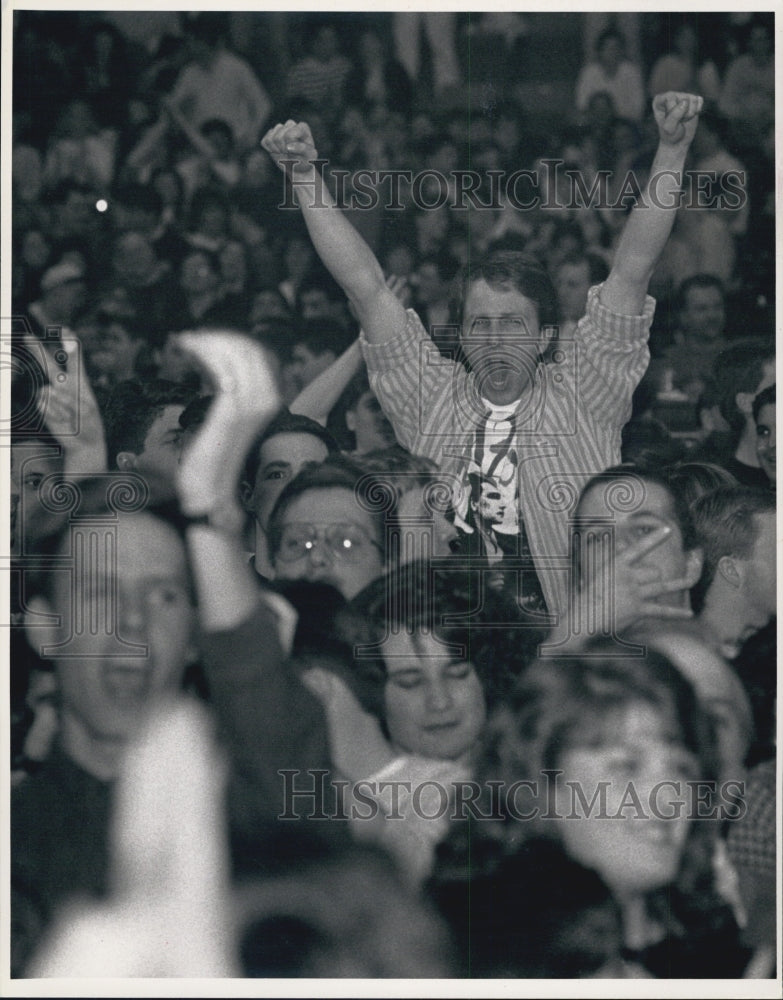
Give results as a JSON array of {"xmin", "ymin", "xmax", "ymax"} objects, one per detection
[
  {"xmin": 30, "ymin": 513, "xmax": 196, "ymax": 749},
  {"xmin": 346, "ymin": 390, "xmax": 396, "ymax": 454},
  {"xmin": 460, "ymin": 279, "xmax": 543, "ymax": 406},
  {"xmin": 555, "ymin": 260, "xmax": 591, "ymax": 324},
  {"xmin": 273, "ymin": 487, "xmax": 384, "ymax": 600},
  {"xmin": 89, "ymin": 322, "xmax": 143, "ymax": 383},
  {"xmin": 755, "ymin": 401, "xmax": 776, "ymax": 482},
  {"xmin": 680, "ymin": 286, "xmax": 725, "ymax": 341},
  {"xmin": 473, "ymin": 483, "xmax": 505, "ymax": 527},
  {"xmin": 11, "ymin": 444, "xmax": 63, "ymax": 557},
  {"xmin": 288, "ymin": 344, "xmax": 335, "ymax": 392},
  {"xmin": 578, "ymin": 477, "xmax": 701, "ymax": 609},
  {"xmin": 244, "ymin": 431, "xmax": 330, "ymax": 530},
  {"xmin": 118, "ymin": 404, "xmax": 186, "ymax": 503}
]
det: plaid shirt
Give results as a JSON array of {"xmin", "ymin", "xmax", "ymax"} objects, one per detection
[{"xmin": 362, "ymin": 284, "xmax": 653, "ymax": 617}]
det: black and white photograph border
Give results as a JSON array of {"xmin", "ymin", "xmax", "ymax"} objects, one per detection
[{"xmin": 1, "ymin": 3, "xmax": 779, "ymax": 998}]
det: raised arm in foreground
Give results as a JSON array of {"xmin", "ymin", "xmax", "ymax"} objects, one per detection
[
  {"xmin": 600, "ymin": 92, "xmax": 703, "ymax": 316},
  {"xmin": 176, "ymin": 332, "xmax": 339, "ymax": 842},
  {"xmin": 262, "ymin": 120, "xmax": 407, "ymax": 345}
]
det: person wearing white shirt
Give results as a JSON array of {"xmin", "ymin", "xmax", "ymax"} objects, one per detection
[{"xmin": 576, "ymin": 29, "xmax": 645, "ymax": 123}]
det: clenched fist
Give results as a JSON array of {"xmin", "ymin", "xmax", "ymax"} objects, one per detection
[
  {"xmin": 652, "ymin": 92, "xmax": 703, "ymax": 150},
  {"xmin": 261, "ymin": 119, "xmax": 319, "ymax": 175}
]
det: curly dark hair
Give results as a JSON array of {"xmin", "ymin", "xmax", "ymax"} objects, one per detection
[{"xmin": 333, "ymin": 561, "xmax": 548, "ymax": 724}]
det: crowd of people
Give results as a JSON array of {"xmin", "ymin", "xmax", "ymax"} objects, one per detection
[{"xmin": 9, "ymin": 10, "xmax": 776, "ymax": 983}]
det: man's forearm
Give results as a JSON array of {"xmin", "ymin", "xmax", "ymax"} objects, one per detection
[
  {"xmin": 601, "ymin": 143, "xmax": 687, "ymax": 315},
  {"xmin": 290, "ymin": 340, "xmax": 362, "ymax": 424},
  {"xmin": 618, "ymin": 144, "xmax": 688, "ymax": 281},
  {"xmin": 290, "ymin": 164, "xmax": 386, "ymax": 311},
  {"xmin": 264, "ymin": 121, "xmax": 408, "ymax": 343}
]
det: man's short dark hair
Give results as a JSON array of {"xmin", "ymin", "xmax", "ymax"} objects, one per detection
[
  {"xmin": 690, "ymin": 486, "xmax": 775, "ymax": 611},
  {"xmin": 453, "ymin": 251, "xmax": 559, "ymax": 332},
  {"xmin": 292, "ymin": 317, "xmax": 354, "ymax": 358},
  {"xmin": 664, "ymin": 461, "xmax": 738, "ymax": 509},
  {"xmin": 103, "ymin": 379, "xmax": 196, "ymax": 465},
  {"xmin": 241, "ymin": 409, "xmax": 339, "ymax": 490},
  {"xmin": 753, "ymin": 383, "xmax": 775, "ymax": 423},
  {"xmin": 712, "ymin": 338, "xmax": 775, "ymax": 433}
]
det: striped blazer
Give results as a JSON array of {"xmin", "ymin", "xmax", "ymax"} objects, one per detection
[{"xmin": 361, "ymin": 284, "xmax": 654, "ymax": 618}]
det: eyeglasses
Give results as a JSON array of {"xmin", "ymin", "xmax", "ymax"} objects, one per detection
[{"xmin": 276, "ymin": 522, "xmax": 382, "ymax": 564}]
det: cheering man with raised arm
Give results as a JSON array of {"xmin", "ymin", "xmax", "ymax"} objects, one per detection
[{"xmin": 263, "ymin": 93, "xmax": 704, "ymax": 619}]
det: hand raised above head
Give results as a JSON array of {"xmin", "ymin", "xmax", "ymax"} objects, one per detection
[
  {"xmin": 261, "ymin": 119, "xmax": 319, "ymax": 174},
  {"xmin": 175, "ymin": 330, "xmax": 281, "ymax": 523},
  {"xmin": 652, "ymin": 92, "xmax": 703, "ymax": 150}
]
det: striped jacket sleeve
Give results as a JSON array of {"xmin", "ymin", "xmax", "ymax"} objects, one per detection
[
  {"xmin": 360, "ymin": 308, "xmax": 466, "ymax": 460},
  {"xmin": 575, "ymin": 283, "xmax": 654, "ymax": 432}
]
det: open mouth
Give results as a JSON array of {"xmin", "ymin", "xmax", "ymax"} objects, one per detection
[
  {"xmin": 488, "ymin": 369, "xmax": 511, "ymax": 387},
  {"xmin": 472, "ymin": 349, "xmax": 538, "ymax": 400}
]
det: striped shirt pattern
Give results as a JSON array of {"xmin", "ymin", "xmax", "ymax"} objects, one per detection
[{"xmin": 361, "ymin": 283, "xmax": 653, "ymax": 617}]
